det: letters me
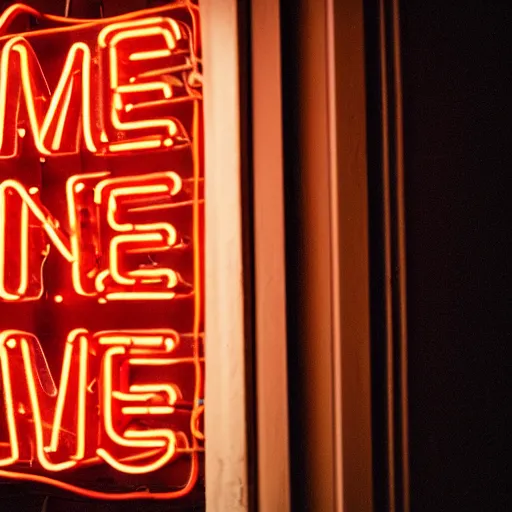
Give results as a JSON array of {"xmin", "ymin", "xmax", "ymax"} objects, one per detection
[{"xmin": 0, "ymin": 15, "xmax": 199, "ymax": 158}]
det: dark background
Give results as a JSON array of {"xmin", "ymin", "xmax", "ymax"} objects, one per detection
[
  {"xmin": 399, "ymin": 2, "xmax": 509, "ymax": 510},
  {"xmin": 365, "ymin": 1, "xmax": 510, "ymax": 510}
]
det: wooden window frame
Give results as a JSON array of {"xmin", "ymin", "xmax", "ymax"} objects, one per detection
[
  {"xmin": 281, "ymin": 0, "xmax": 373, "ymax": 509},
  {"xmin": 203, "ymin": 0, "xmax": 292, "ymax": 510},
  {"xmin": 203, "ymin": 0, "xmax": 374, "ymax": 509},
  {"xmin": 202, "ymin": 0, "xmax": 250, "ymax": 509}
]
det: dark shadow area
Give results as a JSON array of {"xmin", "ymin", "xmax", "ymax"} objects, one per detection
[{"xmin": 399, "ymin": 2, "xmax": 510, "ymax": 510}]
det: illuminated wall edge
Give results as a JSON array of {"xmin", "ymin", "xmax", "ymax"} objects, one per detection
[{"xmin": 201, "ymin": 0, "xmax": 250, "ymax": 511}]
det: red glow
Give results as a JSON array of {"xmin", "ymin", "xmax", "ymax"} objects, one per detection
[{"xmin": 0, "ymin": 2, "xmax": 204, "ymax": 501}]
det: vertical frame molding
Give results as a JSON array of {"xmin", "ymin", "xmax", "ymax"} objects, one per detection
[
  {"xmin": 202, "ymin": 1, "xmax": 248, "ymax": 510},
  {"xmin": 366, "ymin": 0, "xmax": 410, "ymax": 509},
  {"xmin": 282, "ymin": 0, "xmax": 372, "ymax": 509},
  {"xmin": 329, "ymin": 0, "xmax": 373, "ymax": 510},
  {"xmin": 378, "ymin": 0, "xmax": 410, "ymax": 509},
  {"xmin": 250, "ymin": 0, "xmax": 291, "ymax": 511}
]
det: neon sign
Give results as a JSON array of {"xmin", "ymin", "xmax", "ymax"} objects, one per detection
[{"xmin": 0, "ymin": 2, "xmax": 204, "ymax": 501}]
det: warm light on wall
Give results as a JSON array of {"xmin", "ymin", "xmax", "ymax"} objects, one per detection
[{"xmin": 0, "ymin": 1, "xmax": 204, "ymax": 501}]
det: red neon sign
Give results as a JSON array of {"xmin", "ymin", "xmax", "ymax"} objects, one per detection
[{"xmin": 0, "ymin": 2, "xmax": 204, "ymax": 501}]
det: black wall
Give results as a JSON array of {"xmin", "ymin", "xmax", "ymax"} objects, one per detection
[{"xmin": 399, "ymin": 2, "xmax": 510, "ymax": 510}]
